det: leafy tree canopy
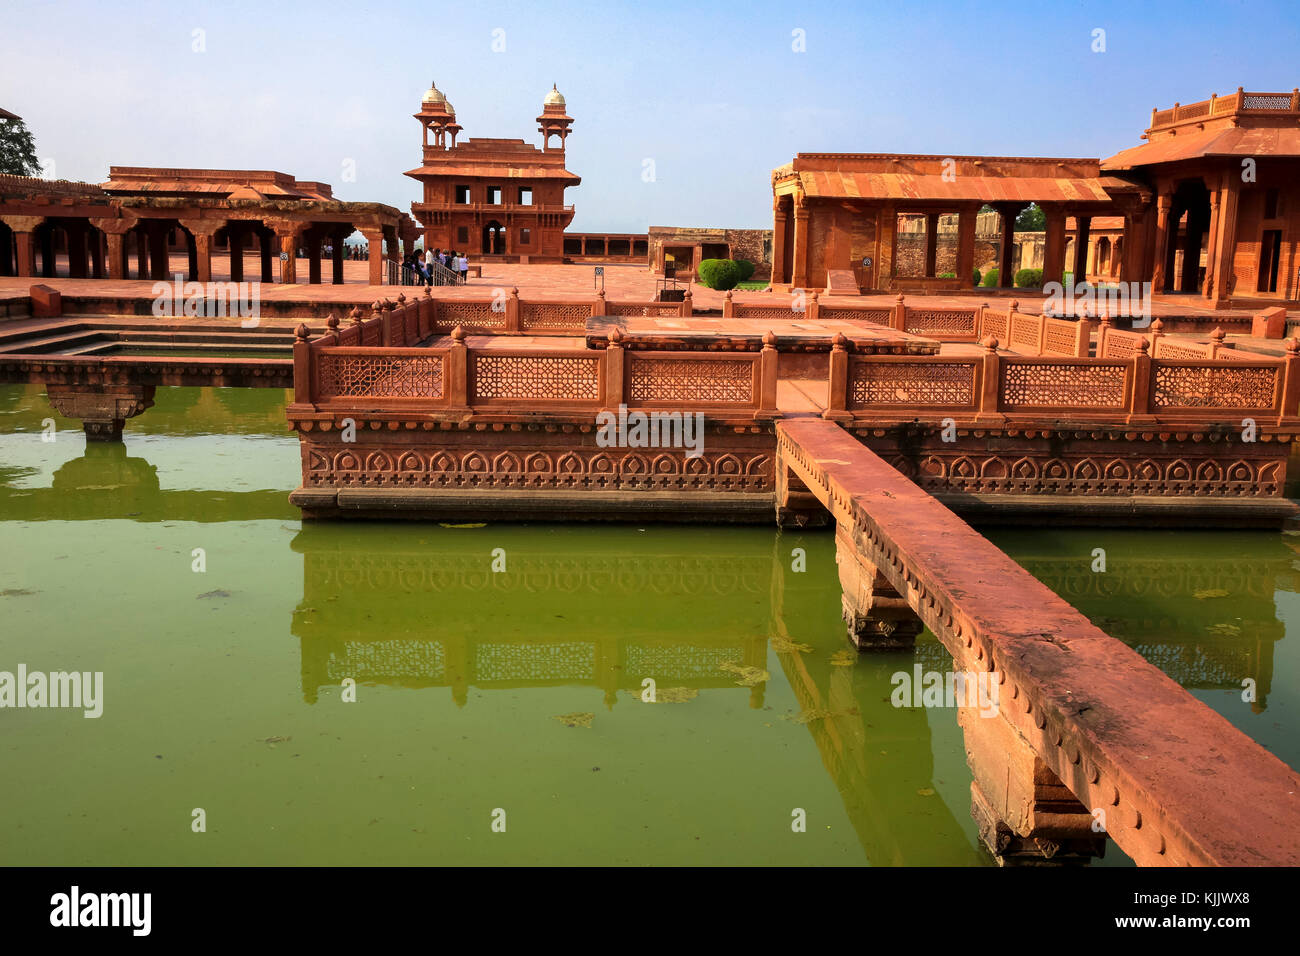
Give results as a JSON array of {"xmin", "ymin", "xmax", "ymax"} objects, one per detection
[{"xmin": 0, "ymin": 117, "xmax": 40, "ymax": 177}]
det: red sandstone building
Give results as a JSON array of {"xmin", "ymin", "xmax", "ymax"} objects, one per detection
[
  {"xmin": 406, "ymin": 83, "xmax": 578, "ymax": 263},
  {"xmin": 773, "ymin": 86, "xmax": 1300, "ymax": 310}
]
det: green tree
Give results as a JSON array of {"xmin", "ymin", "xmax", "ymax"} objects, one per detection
[
  {"xmin": 1015, "ymin": 203, "xmax": 1045, "ymax": 232},
  {"xmin": 0, "ymin": 115, "xmax": 40, "ymax": 176}
]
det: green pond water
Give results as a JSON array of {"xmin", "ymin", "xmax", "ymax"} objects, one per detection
[{"xmin": 1, "ymin": 383, "xmax": 1297, "ymax": 866}]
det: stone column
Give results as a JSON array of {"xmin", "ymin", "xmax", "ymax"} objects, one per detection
[
  {"xmin": 1041, "ymin": 204, "xmax": 1067, "ymax": 288},
  {"xmin": 66, "ymin": 222, "xmax": 89, "ymax": 279},
  {"xmin": 46, "ymin": 385, "xmax": 156, "ymax": 442},
  {"xmin": 273, "ymin": 223, "xmax": 303, "ymax": 283},
  {"xmin": 259, "ymin": 227, "xmax": 274, "ymax": 283},
  {"xmin": 146, "ymin": 221, "xmax": 169, "ymax": 281},
  {"xmin": 1180, "ymin": 198, "xmax": 1207, "ymax": 294},
  {"xmin": 331, "ymin": 228, "xmax": 346, "ymax": 284},
  {"xmin": 836, "ymin": 527, "xmax": 923, "ymax": 650},
  {"xmin": 1071, "ymin": 214, "xmax": 1091, "ymax": 285},
  {"xmin": 90, "ymin": 218, "xmax": 131, "ymax": 280},
  {"xmin": 134, "ymin": 227, "xmax": 149, "ymax": 279},
  {"xmin": 1212, "ymin": 181, "xmax": 1239, "ymax": 304},
  {"xmin": 771, "ymin": 198, "xmax": 789, "ymax": 285},
  {"xmin": 1, "ymin": 216, "xmax": 44, "ymax": 277},
  {"xmin": 361, "ymin": 228, "xmax": 385, "ymax": 286},
  {"xmin": 876, "ymin": 203, "xmax": 895, "ymax": 285},
  {"xmin": 961, "ymin": 699, "xmax": 1105, "ymax": 865},
  {"xmin": 1151, "ymin": 192, "xmax": 1172, "ymax": 292},
  {"xmin": 1204, "ymin": 191, "xmax": 1221, "ymax": 302},
  {"xmin": 791, "ymin": 192, "xmax": 810, "ymax": 290},
  {"xmin": 996, "ymin": 203, "xmax": 1020, "ymax": 289},
  {"xmin": 89, "ymin": 228, "xmax": 105, "ymax": 278},
  {"xmin": 226, "ymin": 222, "xmax": 246, "ymax": 283},
  {"xmin": 177, "ymin": 219, "xmax": 217, "ymax": 283},
  {"xmin": 924, "ymin": 211, "xmax": 940, "ymax": 277},
  {"xmin": 38, "ymin": 225, "xmax": 56, "ymax": 278},
  {"xmin": 303, "ymin": 228, "xmax": 322, "ymax": 284},
  {"xmin": 956, "ymin": 205, "xmax": 977, "ymax": 284}
]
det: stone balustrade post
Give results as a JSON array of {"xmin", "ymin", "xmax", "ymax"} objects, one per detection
[
  {"xmin": 1127, "ymin": 339, "xmax": 1156, "ymax": 423},
  {"xmin": 976, "ymin": 336, "xmax": 1001, "ymax": 423},
  {"xmin": 293, "ymin": 323, "xmax": 313, "ymax": 404},
  {"xmin": 809, "ymin": 290, "xmax": 820, "ymax": 322},
  {"xmin": 1149, "ymin": 317, "xmax": 1165, "ymax": 357},
  {"xmin": 1075, "ymin": 316, "xmax": 1095, "ymax": 358},
  {"xmin": 603, "ymin": 327, "xmax": 625, "ymax": 411},
  {"xmin": 506, "ymin": 287, "xmax": 521, "ymax": 333},
  {"xmin": 822, "ymin": 332, "xmax": 852, "ymax": 423},
  {"xmin": 757, "ymin": 331, "xmax": 780, "ymax": 419},
  {"xmin": 681, "ymin": 289, "xmax": 693, "ymax": 318},
  {"xmin": 1280, "ymin": 339, "xmax": 1300, "ymax": 423},
  {"xmin": 448, "ymin": 325, "xmax": 470, "ymax": 411},
  {"xmin": 724, "ymin": 290, "xmax": 734, "ymax": 318},
  {"xmin": 893, "ymin": 294, "xmax": 905, "ymax": 332}
]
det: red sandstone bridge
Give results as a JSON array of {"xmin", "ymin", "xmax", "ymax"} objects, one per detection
[{"xmin": 5, "ymin": 283, "xmax": 1300, "ymax": 863}]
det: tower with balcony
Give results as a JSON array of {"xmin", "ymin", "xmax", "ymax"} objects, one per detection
[{"xmin": 406, "ymin": 82, "xmax": 580, "ymax": 263}]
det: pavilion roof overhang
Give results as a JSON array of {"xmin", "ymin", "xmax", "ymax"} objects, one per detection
[
  {"xmin": 404, "ymin": 164, "xmax": 580, "ymax": 183},
  {"xmin": 788, "ymin": 170, "xmax": 1119, "ymax": 205},
  {"xmin": 1103, "ymin": 126, "xmax": 1300, "ymax": 170}
]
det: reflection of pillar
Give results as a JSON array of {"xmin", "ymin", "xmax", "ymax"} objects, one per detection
[
  {"xmin": 960, "ymin": 699, "xmax": 1105, "ymax": 865},
  {"xmin": 835, "ymin": 527, "xmax": 923, "ymax": 650},
  {"xmin": 444, "ymin": 635, "xmax": 469, "ymax": 708}
]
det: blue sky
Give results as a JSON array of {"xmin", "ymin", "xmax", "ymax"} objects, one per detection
[{"xmin": 4, "ymin": 0, "xmax": 1298, "ymax": 232}]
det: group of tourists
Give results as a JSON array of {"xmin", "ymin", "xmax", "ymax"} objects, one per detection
[{"xmin": 403, "ymin": 247, "xmax": 469, "ymax": 285}]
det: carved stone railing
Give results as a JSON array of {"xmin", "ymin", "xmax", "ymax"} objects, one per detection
[
  {"xmin": 295, "ymin": 321, "xmax": 777, "ymax": 418},
  {"xmin": 1149, "ymin": 88, "xmax": 1300, "ymax": 131},
  {"xmin": 978, "ymin": 301, "xmax": 1091, "ymax": 357},
  {"xmin": 823, "ymin": 335, "xmax": 1300, "ymax": 424}
]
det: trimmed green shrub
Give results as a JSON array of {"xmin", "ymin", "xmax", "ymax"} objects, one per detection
[
  {"xmin": 697, "ymin": 258, "xmax": 742, "ymax": 290},
  {"xmin": 973, "ymin": 268, "xmax": 981, "ymax": 286},
  {"xmin": 980, "ymin": 268, "xmax": 999, "ymax": 287},
  {"xmin": 734, "ymin": 259, "xmax": 756, "ymax": 281},
  {"xmin": 938, "ymin": 272, "xmax": 956, "ymax": 278},
  {"xmin": 1014, "ymin": 267, "xmax": 1043, "ymax": 288}
]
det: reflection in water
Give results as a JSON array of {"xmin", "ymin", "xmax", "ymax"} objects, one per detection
[{"xmin": 1, "ymin": 382, "xmax": 1297, "ymax": 865}]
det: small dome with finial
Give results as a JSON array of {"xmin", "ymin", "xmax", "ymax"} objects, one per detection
[
  {"xmin": 444, "ymin": 100, "xmax": 455, "ymax": 116},
  {"xmin": 422, "ymin": 81, "xmax": 446, "ymax": 106},
  {"xmin": 544, "ymin": 83, "xmax": 565, "ymax": 107}
]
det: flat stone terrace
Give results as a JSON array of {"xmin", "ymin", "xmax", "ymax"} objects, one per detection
[{"xmin": 2, "ymin": 259, "xmax": 1291, "ymax": 323}]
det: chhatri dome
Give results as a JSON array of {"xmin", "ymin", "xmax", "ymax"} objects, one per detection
[
  {"xmin": 544, "ymin": 84, "xmax": 565, "ymax": 107},
  {"xmin": 422, "ymin": 81, "xmax": 446, "ymax": 106}
]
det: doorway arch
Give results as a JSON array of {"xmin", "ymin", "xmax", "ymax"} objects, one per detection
[{"xmin": 482, "ymin": 221, "xmax": 505, "ymax": 255}]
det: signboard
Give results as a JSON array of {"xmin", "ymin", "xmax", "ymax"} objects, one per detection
[
  {"xmin": 594, "ymin": 267, "xmax": 604, "ymax": 276},
  {"xmin": 279, "ymin": 252, "xmax": 289, "ymax": 261},
  {"xmin": 861, "ymin": 256, "xmax": 873, "ymax": 268}
]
